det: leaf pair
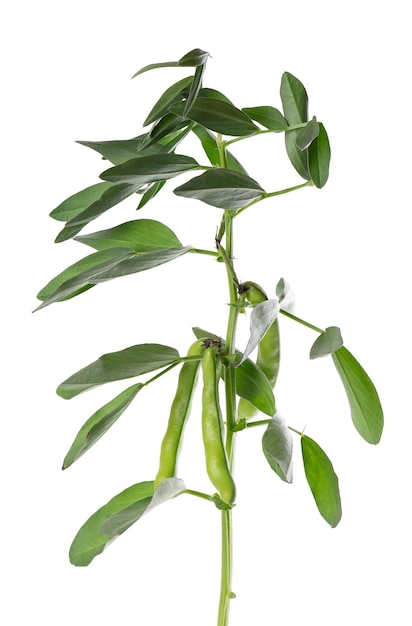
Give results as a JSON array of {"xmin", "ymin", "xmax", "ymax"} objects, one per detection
[
  {"xmin": 280, "ymin": 72, "xmax": 331, "ymax": 188},
  {"xmin": 70, "ymin": 478, "xmax": 186, "ymax": 566},
  {"xmin": 262, "ymin": 415, "xmax": 341, "ymax": 528}
]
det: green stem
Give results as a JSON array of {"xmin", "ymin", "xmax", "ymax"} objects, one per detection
[
  {"xmin": 190, "ymin": 248, "xmax": 220, "ymax": 258},
  {"xmin": 279, "ymin": 309, "xmax": 324, "ymax": 333}
]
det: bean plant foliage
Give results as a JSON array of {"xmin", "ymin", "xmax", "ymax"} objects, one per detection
[{"xmin": 36, "ymin": 48, "xmax": 384, "ymax": 625}]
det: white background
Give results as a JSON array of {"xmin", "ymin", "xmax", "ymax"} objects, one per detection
[{"xmin": 2, "ymin": 1, "xmax": 410, "ymax": 624}]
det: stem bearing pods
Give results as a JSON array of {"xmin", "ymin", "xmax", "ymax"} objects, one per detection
[
  {"xmin": 202, "ymin": 344, "xmax": 236, "ymax": 505},
  {"xmin": 155, "ymin": 339, "xmax": 205, "ymax": 488}
]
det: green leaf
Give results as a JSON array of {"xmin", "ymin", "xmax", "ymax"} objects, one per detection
[
  {"xmin": 301, "ymin": 435, "xmax": 342, "ymax": 528},
  {"xmin": 50, "ymin": 182, "xmax": 113, "ymax": 223},
  {"xmin": 309, "ymin": 123, "xmax": 331, "ymax": 188},
  {"xmin": 100, "ymin": 153, "xmax": 200, "ymax": 185},
  {"xmin": 284, "ymin": 130, "xmax": 310, "ymax": 180},
  {"xmin": 191, "ymin": 125, "xmax": 248, "ymax": 174},
  {"xmin": 139, "ymin": 113, "xmax": 191, "ymax": 150},
  {"xmin": 170, "ymin": 98, "xmax": 258, "ymax": 137},
  {"xmin": 101, "ymin": 478, "xmax": 186, "ymax": 537},
  {"xmin": 69, "ymin": 481, "xmax": 155, "ymax": 566},
  {"xmin": 310, "ymin": 326, "xmax": 343, "ymax": 359},
  {"xmin": 235, "ymin": 359, "xmax": 276, "ymax": 417},
  {"xmin": 177, "ymin": 48, "xmax": 210, "ymax": 67},
  {"xmin": 57, "ymin": 344, "xmax": 180, "ymax": 399},
  {"xmin": 280, "ymin": 72, "xmax": 308, "ymax": 125},
  {"xmin": 132, "ymin": 62, "xmax": 178, "ymax": 79},
  {"xmin": 198, "ymin": 87, "xmax": 234, "ymax": 104},
  {"xmin": 262, "ymin": 414, "xmax": 293, "ymax": 483},
  {"xmin": 35, "ymin": 246, "xmax": 192, "ymax": 310},
  {"xmin": 242, "ymin": 106, "xmax": 288, "ymax": 132},
  {"xmin": 137, "ymin": 180, "xmax": 166, "ymax": 209},
  {"xmin": 281, "ymin": 72, "xmax": 310, "ymax": 179},
  {"xmin": 192, "ymin": 327, "xmax": 275, "ymax": 416},
  {"xmin": 296, "ymin": 117, "xmax": 319, "ymax": 151},
  {"xmin": 174, "ymin": 169, "xmax": 265, "ymax": 210},
  {"xmin": 55, "ymin": 182, "xmax": 141, "ymax": 242},
  {"xmin": 182, "ymin": 64, "xmax": 205, "ymax": 116},
  {"xmin": 36, "ymin": 248, "xmax": 131, "ymax": 301},
  {"xmin": 75, "ymin": 219, "xmax": 181, "ymax": 252},
  {"xmin": 76, "ymin": 138, "xmax": 145, "ymax": 165},
  {"xmin": 143, "ymin": 76, "xmax": 193, "ymax": 126},
  {"xmin": 63, "ymin": 383, "xmax": 143, "ymax": 468},
  {"xmin": 332, "ymin": 347, "xmax": 384, "ymax": 444}
]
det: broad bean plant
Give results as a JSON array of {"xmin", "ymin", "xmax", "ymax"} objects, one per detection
[{"xmin": 36, "ymin": 49, "xmax": 383, "ymax": 626}]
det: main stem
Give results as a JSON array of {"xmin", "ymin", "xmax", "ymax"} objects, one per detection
[{"xmin": 217, "ymin": 206, "xmax": 239, "ymax": 626}]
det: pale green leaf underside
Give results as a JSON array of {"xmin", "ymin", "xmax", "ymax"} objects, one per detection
[
  {"xmin": 310, "ymin": 326, "xmax": 343, "ymax": 359},
  {"xmin": 262, "ymin": 414, "xmax": 293, "ymax": 482}
]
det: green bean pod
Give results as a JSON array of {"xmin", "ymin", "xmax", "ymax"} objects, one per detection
[
  {"xmin": 202, "ymin": 346, "xmax": 236, "ymax": 505},
  {"xmin": 154, "ymin": 339, "xmax": 205, "ymax": 489},
  {"xmin": 238, "ymin": 281, "xmax": 280, "ymax": 420}
]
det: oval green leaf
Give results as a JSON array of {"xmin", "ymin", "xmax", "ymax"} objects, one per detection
[
  {"xmin": 191, "ymin": 125, "xmax": 248, "ymax": 174},
  {"xmin": 170, "ymin": 98, "xmax": 258, "ymax": 137},
  {"xmin": 50, "ymin": 182, "xmax": 113, "ymax": 223},
  {"xmin": 100, "ymin": 153, "xmax": 200, "ymax": 185},
  {"xmin": 144, "ymin": 76, "xmax": 193, "ymax": 126},
  {"xmin": 177, "ymin": 48, "xmax": 210, "ymax": 67},
  {"xmin": 69, "ymin": 481, "xmax": 155, "ymax": 566},
  {"xmin": 310, "ymin": 326, "xmax": 343, "ymax": 359},
  {"xmin": 280, "ymin": 72, "xmax": 308, "ymax": 125},
  {"xmin": 301, "ymin": 435, "xmax": 342, "ymax": 528},
  {"xmin": 174, "ymin": 169, "xmax": 265, "ymax": 210},
  {"xmin": 242, "ymin": 106, "xmax": 288, "ymax": 132},
  {"xmin": 262, "ymin": 414, "xmax": 293, "ymax": 483},
  {"xmin": 332, "ymin": 347, "xmax": 384, "ymax": 444},
  {"xmin": 35, "ymin": 245, "xmax": 192, "ymax": 310},
  {"xmin": 63, "ymin": 383, "xmax": 143, "ymax": 469},
  {"xmin": 74, "ymin": 219, "xmax": 181, "ymax": 252},
  {"xmin": 101, "ymin": 478, "xmax": 186, "ymax": 537},
  {"xmin": 54, "ymin": 182, "xmax": 141, "ymax": 242},
  {"xmin": 309, "ymin": 122, "xmax": 331, "ymax": 188},
  {"xmin": 57, "ymin": 344, "xmax": 180, "ymax": 399},
  {"xmin": 76, "ymin": 138, "xmax": 145, "ymax": 165},
  {"xmin": 284, "ymin": 130, "xmax": 310, "ymax": 180}
]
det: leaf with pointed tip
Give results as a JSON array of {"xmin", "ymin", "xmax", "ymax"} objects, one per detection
[
  {"xmin": 36, "ymin": 248, "xmax": 130, "ymax": 303},
  {"xmin": 35, "ymin": 246, "xmax": 192, "ymax": 311},
  {"xmin": 69, "ymin": 481, "xmax": 155, "ymax": 566},
  {"xmin": 101, "ymin": 478, "xmax": 186, "ymax": 538},
  {"xmin": 174, "ymin": 169, "xmax": 265, "ymax": 210},
  {"xmin": 170, "ymin": 98, "xmax": 258, "ymax": 137},
  {"xmin": 242, "ymin": 106, "xmax": 288, "ymax": 132},
  {"xmin": 301, "ymin": 435, "xmax": 342, "ymax": 528},
  {"xmin": 281, "ymin": 72, "xmax": 310, "ymax": 179},
  {"xmin": 182, "ymin": 64, "xmax": 205, "ymax": 116},
  {"xmin": 309, "ymin": 123, "xmax": 331, "ymax": 188},
  {"xmin": 76, "ymin": 138, "xmax": 145, "ymax": 165},
  {"xmin": 143, "ymin": 76, "xmax": 193, "ymax": 126},
  {"xmin": 140, "ymin": 113, "xmax": 191, "ymax": 150},
  {"xmin": 262, "ymin": 414, "xmax": 293, "ymax": 483},
  {"xmin": 55, "ymin": 182, "xmax": 141, "ymax": 242},
  {"xmin": 237, "ymin": 299, "xmax": 280, "ymax": 366},
  {"xmin": 132, "ymin": 61, "xmax": 178, "ymax": 79},
  {"xmin": 198, "ymin": 87, "xmax": 233, "ymax": 104},
  {"xmin": 310, "ymin": 326, "xmax": 343, "ymax": 359},
  {"xmin": 57, "ymin": 343, "xmax": 180, "ymax": 399},
  {"xmin": 75, "ymin": 219, "xmax": 181, "ymax": 252},
  {"xmin": 192, "ymin": 327, "xmax": 275, "ymax": 416},
  {"xmin": 177, "ymin": 48, "xmax": 210, "ymax": 67},
  {"xmin": 100, "ymin": 153, "xmax": 199, "ymax": 185},
  {"xmin": 280, "ymin": 72, "xmax": 308, "ymax": 125},
  {"xmin": 296, "ymin": 117, "xmax": 319, "ymax": 151},
  {"xmin": 191, "ymin": 125, "xmax": 248, "ymax": 174},
  {"xmin": 332, "ymin": 347, "xmax": 383, "ymax": 444},
  {"xmin": 50, "ymin": 182, "xmax": 113, "ymax": 223},
  {"xmin": 63, "ymin": 383, "xmax": 143, "ymax": 469},
  {"xmin": 137, "ymin": 180, "xmax": 166, "ymax": 209}
]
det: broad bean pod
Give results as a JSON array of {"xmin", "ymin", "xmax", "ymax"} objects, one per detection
[
  {"xmin": 154, "ymin": 339, "xmax": 205, "ymax": 488},
  {"xmin": 238, "ymin": 281, "xmax": 280, "ymax": 420},
  {"xmin": 202, "ymin": 346, "xmax": 236, "ymax": 505}
]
